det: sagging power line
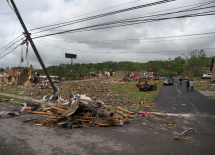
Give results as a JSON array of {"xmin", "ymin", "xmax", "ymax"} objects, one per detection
[
  {"xmin": 35, "ymin": 41, "xmax": 215, "ymax": 54},
  {"xmin": 35, "ymin": 31, "xmax": 215, "ymax": 44},
  {"xmin": 29, "ymin": 0, "xmax": 214, "ymax": 35},
  {"xmin": 1, "ymin": 0, "xmax": 214, "ymax": 60},
  {"xmin": 30, "ymin": 0, "xmax": 176, "ymax": 34},
  {"xmin": 31, "ymin": 9, "xmax": 215, "ymax": 39}
]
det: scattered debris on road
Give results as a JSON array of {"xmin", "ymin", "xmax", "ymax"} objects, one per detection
[{"xmin": 173, "ymin": 128, "xmax": 199, "ymax": 141}]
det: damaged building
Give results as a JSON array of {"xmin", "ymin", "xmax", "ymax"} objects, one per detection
[{"xmin": 0, "ymin": 69, "xmax": 33, "ymax": 85}]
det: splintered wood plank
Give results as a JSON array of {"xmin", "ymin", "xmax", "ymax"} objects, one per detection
[
  {"xmin": 43, "ymin": 107, "xmax": 51, "ymax": 111},
  {"xmin": 53, "ymin": 104, "xmax": 69, "ymax": 110},
  {"xmin": 50, "ymin": 106, "xmax": 67, "ymax": 112},
  {"xmin": 113, "ymin": 114, "xmax": 123, "ymax": 119},
  {"xmin": 62, "ymin": 102, "xmax": 79, "ymax": 117},
  {"xmin": 22, "ymin": 118, "xmax": 36, "ymax": 122},
  {"xmin": 116, "ymin": 107, "xmax": 134, "ymax": 114},
  {"xmin": 81, "ymin": 111, "xmax": 91, "ymax": 119},
  {"xmin": 24, "ymin": 110, "xmax": 56, "ymax": 116}
]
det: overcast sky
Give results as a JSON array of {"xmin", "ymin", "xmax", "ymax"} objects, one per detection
[{"xmin": 0, "ymin": 0, "xmax": 214, "ymax": 69}]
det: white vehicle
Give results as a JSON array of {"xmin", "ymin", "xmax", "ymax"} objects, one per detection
[{"xmin": 201, "ymin": 73, "xmax": 212, "ymax": 79}]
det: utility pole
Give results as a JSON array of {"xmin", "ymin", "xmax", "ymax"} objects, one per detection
[{"xmin": 10, "ymin": 0, "xmax": 57, "ymax": 93}]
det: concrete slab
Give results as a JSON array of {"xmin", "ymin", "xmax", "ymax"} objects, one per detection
[{"xmin": 199, "ymin": 91, "xmax": 215, "ymax": 97}]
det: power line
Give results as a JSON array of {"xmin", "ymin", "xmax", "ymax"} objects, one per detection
[
  {"xmin": 30, "ymin": 4, "xmax": 215, "ymax": 37},
  {"xmin": 0, "ymin": 35, "xmax": 24, "ymax": 54},
  {"xmin": 30, "ymin": 0, "xmax": 214, "ymax": 35},
  {"xmin": 35, "ymin": 31, "xmax": 215, "ymax": 44},
  {"xmin": 40, "ymin": 0, "xmax": 144, "ymax": 28},
  {"xmin": 6, "ymin": 0, "xmax": 15, "ymax": 12},
  {"xmin": 2, "ymin": 3, "xmax": 214, "ymax": 55},
  {"xmin": 0, "ymin": 37, "xmax": 25, "ymax": 58},
  {"xmin": 31, "ymin": 10, "xmax": 215, "ymax": 39},
  {"xmin": 0, "ymin": 13, "xmax": 15, "ymax": 14},
  {"xmin": 0, "ymin": 43, "xmax": 20, "ymax": 59},
  {"xmin": 30, "ymin": 0, "xmax": 176, "ymax": 34},
  {"xmin": 1, "ymin": 0, "xmax": 214, "ymax": 59},
  {"xmin": 34, "ymin": 41, "xmax": 215, "ymax": 54}
]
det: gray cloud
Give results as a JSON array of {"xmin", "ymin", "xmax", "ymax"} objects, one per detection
[{"xmin": 0, "ymin": 0, "xmax": 214, "ymax": 69}]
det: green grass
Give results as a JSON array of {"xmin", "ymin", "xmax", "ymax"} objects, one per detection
[
  {"xmin": 0, "ymin": 85, "xmax": 26, "ymax": 96},
  {"xmin": 210, "ymin": 96, "xmax": 215, "ymax": 101},
  {"xmin": 109, "ymin": 81, "xmax": 163, "ymax": 110},
  {"xmin": 0, "ymin": 95, "xmax": 29, "ymax": 103}
]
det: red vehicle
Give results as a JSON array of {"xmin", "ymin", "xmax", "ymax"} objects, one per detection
[
  {"xmin": 132, "ymin": 77, "xmax": 137, "ymax": 81},
  {"xmin": 76, "ymin": 77, "xmax": 84, "ymax": 80},
  {"xmin": 136, "ymin": 82, "xmax": 157, "ymax": 91}
]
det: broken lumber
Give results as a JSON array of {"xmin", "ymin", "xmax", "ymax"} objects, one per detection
[{"xmin": 116, "ymin": 107, "xmax": 134, "ymax": 114}]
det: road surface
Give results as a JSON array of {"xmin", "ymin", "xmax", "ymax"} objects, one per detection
[{"xmin": 0, "ymin": 78, "xmax": 215, "ymax": 155}]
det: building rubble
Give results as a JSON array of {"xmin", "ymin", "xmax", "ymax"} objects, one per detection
[{"xmin": 0, "ymin": 84, "xmax": 135, "ymax": 128}]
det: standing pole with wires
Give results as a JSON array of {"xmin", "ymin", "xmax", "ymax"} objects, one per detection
[{"xmin": 9, "ymin": 0, "xmax": 57, "ymax": 93}]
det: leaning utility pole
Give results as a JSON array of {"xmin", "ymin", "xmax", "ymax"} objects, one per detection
[{"xmin": 10, "ymin": 0, "xmax": 57, "ymax": 93}]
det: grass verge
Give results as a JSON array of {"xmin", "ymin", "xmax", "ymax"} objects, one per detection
[
  {"xmin": 109, "ymin": 81, "xmax": 163, "ymax": 110},
  {"xmin": 0, "ymin": 95, "xmax": 29, "ymax": 103}
]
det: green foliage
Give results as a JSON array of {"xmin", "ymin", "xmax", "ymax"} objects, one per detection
[
  {"xmin": 32, "ymin": 52, "xmax": 213, "ymax": 80},
  {"xmin": 0, "ymin": 68, "xmax": 4, "ymax": 72},
  {"xmin": 183, "ymin": 50, "xmax": 206, "ymax": 78},
  {"xmin": 157, "ymin": 70, "xmax": 178, "ymax": 76}
]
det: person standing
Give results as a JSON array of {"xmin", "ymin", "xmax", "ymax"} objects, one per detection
[
  {"xmin": 179, "ymin": 77, "xmax": 182, "ymax": 85},
  {"xmin": 190, "ymin": 79, "xmax": 194, "ymax": 91},
  {"xmin": 186, "ymin": 79, "xmax": 190, "ymax": 92},
  {"xmin": 172, "ymin": 76, "xmax": 175, "ymax": 85}
]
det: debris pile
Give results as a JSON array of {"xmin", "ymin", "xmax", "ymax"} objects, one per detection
[
  {"xmin": 195, "ymin": 81, "xmax": 215, "ymax": 91},
  {"xmin": 22, "ymin": 94, "xmax": 134, "ymax": 128},
  {"xmin": 0, "ymin": 81, "xmax": 138, "ymax": 129}
]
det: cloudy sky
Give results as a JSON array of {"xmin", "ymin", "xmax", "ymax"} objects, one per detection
[{"xmin": 0, "ymin": 0, "xmax": 215, "ymax": 69}]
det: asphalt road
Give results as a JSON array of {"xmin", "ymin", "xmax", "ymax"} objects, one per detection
[
  {"xmin": 153, "ymin": 77, "xmax": 215, "ymax": 115},
  {"xmin": 0, "ymin": 78, "xmax": 215, "ymax": 155}
]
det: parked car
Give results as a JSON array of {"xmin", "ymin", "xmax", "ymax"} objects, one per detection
[
  {"xmin": 201, "ymin": 73, "xmax": 212, "ymax": 79},
  {"xmin": 76, "ymin": 77, "xmax": 84, "ymax": 80},
  {"xmin": 163, "ymin": 76, "xmax": 173, "ymax": 85},
  {"xmin": 136, "ymin": 82, "xmax": 157, "ymax": 91}
]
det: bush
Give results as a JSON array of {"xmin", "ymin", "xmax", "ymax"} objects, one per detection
[{"xmin": 157, "ymin": 70, "xmax": 178, "ymax": 76}]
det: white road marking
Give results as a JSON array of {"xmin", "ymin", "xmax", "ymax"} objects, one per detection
[
  {"xmin": 177, "ymin": 89, "xmax": 182, "ymax": 94},
  {"xmin": 150, "ymin": 112, "xmax": 215, "ymax": 118}
]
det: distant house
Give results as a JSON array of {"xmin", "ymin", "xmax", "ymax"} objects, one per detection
[
  {"xmin": 86, "ymin": 71, "xmax": 100, "ymax": 79},
  {"xmin": 100, "ymin": 71, "xmax": 125, "ymax": 82},
  {"xmin": 210, "ymin": 58, "xmax": 215, "ymax": 82},
  {"xmin": 202, "ymin": 67, "xmax": 211, "ymax": 72}
]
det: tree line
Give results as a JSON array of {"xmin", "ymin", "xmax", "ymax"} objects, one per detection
[{"xmin": 4, "ymin": 50, "xmax": 214, "ymax": 80}]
